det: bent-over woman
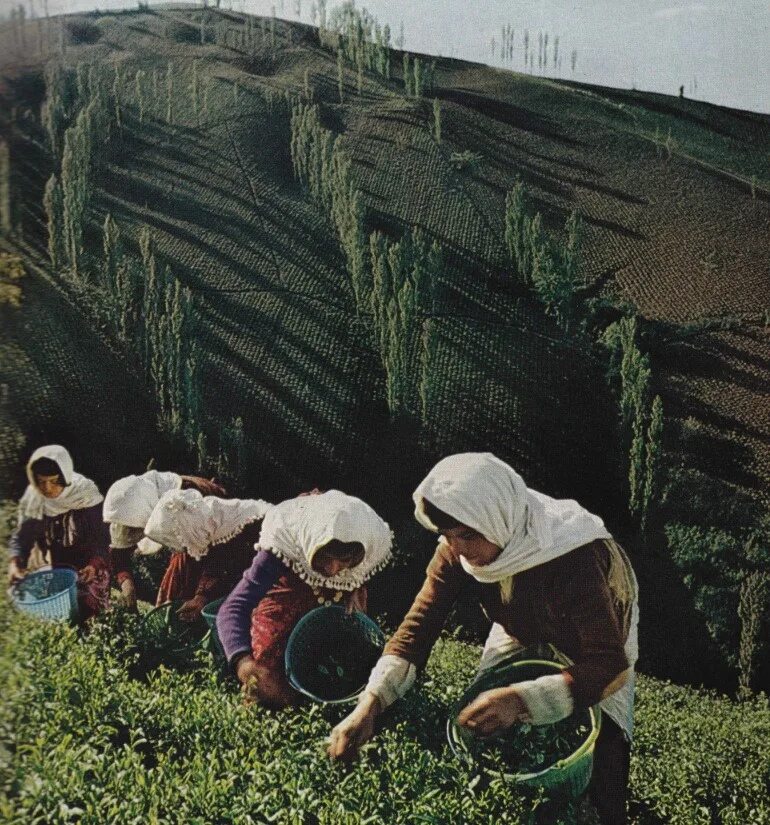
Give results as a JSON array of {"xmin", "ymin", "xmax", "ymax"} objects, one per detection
[
  {"xmin": 7, "ymin": 445, "xmax": 111, "ymax": 622},
  {"xmin": 103, "ymin": 471, "xmax": 226, "ymax": 610},
  {"xmin": 329, "ymin": 453, "xmax": 638, "ymax": 825},
  {"xmin": 217, "ymin": 489, "xmax": 392, "ymax": 708},
  {"xmin": 143, "ymin": 488, "xmax": 272, "ymax": 622}
]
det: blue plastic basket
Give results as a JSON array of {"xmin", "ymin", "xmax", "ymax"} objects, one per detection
[
  {"xmin": 11, "ymin": 568, "xmax": 79, "ymax": 622},
  {"xmin": 285, "ymin": 605, "xmax": 385, "ymax": 704}
]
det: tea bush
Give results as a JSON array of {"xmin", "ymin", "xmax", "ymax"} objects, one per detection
[{"xmin": 1, "ymin": 587, "xmax": 769, "ymax": 823}]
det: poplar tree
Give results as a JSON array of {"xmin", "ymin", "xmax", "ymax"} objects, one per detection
[
  {"xmin": 112, "ymin": 65, "xmax": 123, "ymax": 133},
  {"xmin": 641, "ymin": 394, "xmax": 663, "ymax": 528},
  {"xmin": 191, "ymin": 60, "xmax": 200, "ymax": 124},
  {"xmin": 413, "ymin": 57, "xmax": 423, "ymax": 98},
  {"xmin": 102, "ymin": 212, "xmax": 120, "ymax": 291},
  {"xmin": 432, "ymin": 98, "xmax": 441, "ymax": 143},
  {"xmin": 43, "ymin": 173, "xmax": 64, "ymax": 268},
  {"xmin": 166, "ymin": 62, "xmax": 174, "ymax": 125},
  {"xmin": 403, "ymin": 53, "xmax": 412, "ymax": 96},
  {"xmin": 135, "ymin": 69, "xmax": 146, "ymax": 124},
  {"xmin": 0, "ymin": 141, "xmax": 10, "ymax": 237},
  {"xmin": 738, "ymin": 571, "xmax": 769, "ymax": 699},
  {"xmin": 337, "ymin": 47, "xmax": 344, "ymax": 102}
]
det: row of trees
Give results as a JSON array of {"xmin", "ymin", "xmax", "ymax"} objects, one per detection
[
  {"xmin": 504, "ymin": 179, "xmax": 582, "ymax": 331},
  {"xmin": 290, "ymin": 101, "xmax": 444, "ymax": 427},
  {"xmin": 43, "ymin": 63, "xmax": 112, "ymax": 279}
]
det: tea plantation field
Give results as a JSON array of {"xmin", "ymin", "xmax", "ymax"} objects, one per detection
[{"xmin": 1, "ymin": 568, "xmax": 769, "ymax": 824}]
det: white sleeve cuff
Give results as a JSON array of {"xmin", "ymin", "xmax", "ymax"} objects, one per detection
[
  {"xmin": 362, "ymin": 654, "xmax": 417, "ymax": 709},
  {"xmin": 515, "ymin": 673, "xmax": 574, "ymax": 725}
]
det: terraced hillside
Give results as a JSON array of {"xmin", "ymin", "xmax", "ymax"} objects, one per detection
[{"xmin": 1, "ymin": 6, "xmax": 769, "ymax": 685}]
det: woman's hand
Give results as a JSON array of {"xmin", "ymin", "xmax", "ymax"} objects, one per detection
[
  {"xmin": 328, "ymin": 693, "xmax": 381, "ymax": 762},
  {"xmin": 457, "ymin": 686, "xmax": 529, "ymax": 737},
  {"xmin": 177, "ymin": 594, "xmax": 207, "ymax": 622},
  {"xmin": 120, "ymin": 577, "xmax": 137, "ymax": 611},
  {"xmin": 79, "ymin": 565, "xmax": 96, "ymax": 584},
  {"xmin": 7, "ymin": 559, "xmax": 26, "ymax": 585}
]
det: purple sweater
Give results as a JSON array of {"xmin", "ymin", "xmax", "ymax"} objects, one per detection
[{"xmin": 216, "ymin": 549, "xmax": 286, "ymax": 665}]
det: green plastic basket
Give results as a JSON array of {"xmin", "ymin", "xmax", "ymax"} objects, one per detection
[
  {"xmin": 285, "ymin": 605, "xmax": 385, "ymax": 704},
  {"xmin": 447, "ymin": 659, "xmax": 601, "ymax": 799},
  {"xmin": 140, "ymin": 599, "xmax": 210, "ymax": 659}
]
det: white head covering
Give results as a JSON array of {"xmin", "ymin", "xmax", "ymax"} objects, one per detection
[
  {"xmin": 103, "ymin": 470, "xmax": 182, "ymax": 528},
  {"xmin": 413, "ymin": 453, "xmax": 611, "ymax": 582},
  {"xmin": 18, "ymin": 445, "xmax": 103, "ymax": 522},
  {"xmin": 144, "ymin": 488, "xmax": 273, "ymax": 560},
  {"xmin": 103, "ymin": 471, "xmax": 183, "ymax": 552},
  {"xmin": 258, "ymin": 490, "xmax": 393, "ymax": 591}
]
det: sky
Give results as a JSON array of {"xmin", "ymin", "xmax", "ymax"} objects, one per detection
[{"xmin": 2, "ymin": 0, "xmax": 768, "ymax": 114}]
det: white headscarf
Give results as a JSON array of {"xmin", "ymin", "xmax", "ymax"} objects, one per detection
[
  {"xmin": 258, "ymin": 490, "xmax": 393, "ymax": 591},
  {"xmin": 18, "ymin": 445, "xmax": 103, "ymax": 522},
  {"xmin": 103, "ymin": 470, "xmax": 183, "ymax": 553},
  {"xmin": 103, "ymin": 470, "xmax": 182, "ymax": 528},
  {"xmin": 144, "ymin": 488, "xmax": 273, "ymax": 560},
  {"xmin": 413, "ymin": 453, "xmax": 611, "ymax": 582}
]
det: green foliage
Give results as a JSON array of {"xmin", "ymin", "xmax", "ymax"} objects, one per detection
[
  {"xmin": 369, "ymin": 229, "xmax": 440, "ymax": 418},
  {"xmin": 0, "ymin": 140, "xmax": 10, "ymax": 237},
  {"xmin": 449, "ymin": 149, "xmax": 482, "ymax": 172},
  {"xmin": 43, "ymin": 174, "xmax": 65, "ymax": 270},
  {"xmin": 432, "ymin": 98, "xmax": 441, "ymax": 144},
  {"xmin": 641, "ymin": 395, "xmax": 663, "ymax": 529},
  {"xmin": 2, "ymin": 586, "xmax": 770, "ymax": 824},
  {"xmin": 631, "ymin": 678, "xmax": 770, "ymax": 824},
  {"xmin": 738, "ymin": 571, "xmax": 770, "ymax": 698},
  {"xmin": 0, "ymin": 254, "xmax": 24, "ymax": 308}
]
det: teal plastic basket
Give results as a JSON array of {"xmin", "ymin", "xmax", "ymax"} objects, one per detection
[
  {"xmin": 285, "ymin": 605, "xmax": 385, "ymax": 704},
  {"xmin": 201, "ymin": 596, "xmax": 226, "ymax": 657},
  {"xmin": 447, "ymin": 658, "xmax": 601, "ymax": 799},
  {"xmin": 11, "ymin": 568, "xmax": 78, "ymax": 622}
]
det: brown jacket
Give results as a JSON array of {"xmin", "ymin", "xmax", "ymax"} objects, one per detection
[{"xmin": 383, "ymin": 539, "xmax": 631, "ymax": 710}]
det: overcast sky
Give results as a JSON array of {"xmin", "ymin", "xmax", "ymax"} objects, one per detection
[{"xmin": 4, "ymin": 0, "xmax": 768, "ymax": 114}]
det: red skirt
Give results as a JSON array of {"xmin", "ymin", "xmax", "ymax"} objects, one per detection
[
  {"xmin": 74, "ymin": 555, "xmax": 111, "ymax": 622},
  {"xmin": 250, "ymin": 569, "xmax": 343, "ymax": 674}
]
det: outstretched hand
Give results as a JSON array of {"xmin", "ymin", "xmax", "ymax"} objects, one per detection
[
  {"xmin": 457, "ymin": 686, "xmax": 529, "ymax": 737},
  {"xmin": 328, "ymin": 693, "xmax": 381, "ymax": 763},
  {"xmin": 7, "ymin": 559, "xmax": 26, "ymax": 586},
  {"xmin": 177, "ymin": 594, "xmax": 207, "ymax": 623}
]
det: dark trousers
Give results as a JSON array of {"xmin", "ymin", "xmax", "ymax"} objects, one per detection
[{"xmin": 588, "ymin": 714, "xmax": 630, "ymax": 825}]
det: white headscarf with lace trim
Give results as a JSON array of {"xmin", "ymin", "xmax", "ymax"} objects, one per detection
[
  {"xmin": 103, "ymin": 470, "xmax": 184, "ymax": 553},
  {"xmin": 144, "ymin": 488, "xmax": 273, "ymax": 560},
  {"xmin": 413, "ymin": 452, "xmax": 611, "ymax": 582},
  {"xmin": 258, "ymin": 490, "xmax": 393, "ymax": 592},
  {"xmin": 18, "ymin": 445, "xmax": 103, "ymax": 522}
]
